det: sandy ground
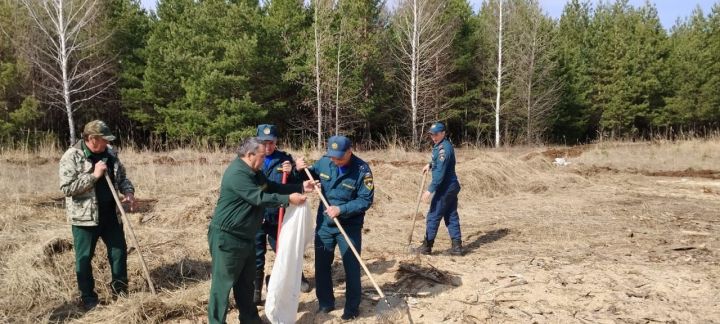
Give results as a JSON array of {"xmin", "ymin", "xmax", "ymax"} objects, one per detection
[{"xmin": 0, "ymin": 140, "xmax": 718, "ymax": 323}]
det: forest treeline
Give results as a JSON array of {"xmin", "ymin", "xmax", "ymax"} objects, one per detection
[{"xmin": 1, "ymin": 0, "xmax": 719, "ymax": 148}]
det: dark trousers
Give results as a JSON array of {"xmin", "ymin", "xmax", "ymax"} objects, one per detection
[
  {"xmin": 207, "ymin": 228, "xmax": 262, "ymax": 324},
  {"xmin": 426, "ymin": 181, "xmax": 462, "ymax": 241},
  {"xmin": 314, "ymin": 225, "xmax": 362, "ymax": 317},
  {"xmin": 254, "ymin": 222, "xmax": 278, "ymax": 271},
  {"xmin": 71, "ymin": 203, "xmax": 128, "ymax": 303}
]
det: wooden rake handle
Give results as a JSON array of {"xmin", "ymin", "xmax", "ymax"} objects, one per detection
[
  {"xmin": 276, "ymin": 171, "xmax": 289, "ymax": 254},
  {"xmin": 407, "ymin": 170, "xmax": 428, "ymax": 246},
  {"xmin": 303, "ymin": 168, "xmax": 386, "ymax": 299},
  {"xmin": 105, "ymin": 173, "xmax": 157, "ymax": 295}
]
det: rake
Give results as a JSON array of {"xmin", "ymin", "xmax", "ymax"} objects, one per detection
[{"xmin": 303, "ymin": 168, "xmax": 409, "ymax": 322}]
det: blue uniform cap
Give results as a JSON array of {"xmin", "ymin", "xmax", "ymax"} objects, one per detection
[
  {"xmin": 326, "ymin": 135, "xmax": 351, "ymax": 158},
  {"xmin": 428, "ymin": 122, "xmax": 446, "ymax": 134},
  {"xmin": 257, "ymin": 124, "xmax": 278, "ymax": 141}
]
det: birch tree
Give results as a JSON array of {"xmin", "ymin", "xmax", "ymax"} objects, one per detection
[
  {"xmin": 394, "ymin": 0, "xmax": 453, "ymax": 147},
  {"xmin": 508, "ymin": 0, "xmax": 559, "ymax": 144},
  {"xmin": 334, "ymin": 10, "xmax": 343, "ymax": 135},
  {"xmin": 494, "ymin": 0, "xmax": 503, "ymax": 147},
  {"xmin": 314, "ymin": 0, "xmax": 323, "ymax": 148},
  {"xmin": 20, "ymin": 0, "xmax": 114, "ymax": 144}
]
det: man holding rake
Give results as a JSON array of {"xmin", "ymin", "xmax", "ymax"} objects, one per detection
[{"xmin": 417, "ymin": 122, "xmax": 464, "ymax": 256}]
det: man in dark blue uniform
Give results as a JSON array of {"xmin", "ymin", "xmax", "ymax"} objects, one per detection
[
  {"xmin": 296, "ymin": 136, "xmax": 374, "ymax": 321},
  {"xmin": 253, "ymin": 124, "xmax": 311, "ymax": 305},
  {"xmin": 418, "ymin": 122, "xmax": 463, "ymax": 256}
]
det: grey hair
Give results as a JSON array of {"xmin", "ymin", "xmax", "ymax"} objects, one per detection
[{"xmin": 237, "ymin": 137, "xmax": 265, "ymax": 157}]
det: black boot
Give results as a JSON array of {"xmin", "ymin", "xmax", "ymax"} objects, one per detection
[
  {"xmin": 417, "ymin": 237, "xmax": 434, "ymax": 255},
  {"xmin": 450, "ymin": 239, "xmax": 463, "ymax": 256},
  {"xmin": 300, "ymin": 273, "xmax": 311, "ymax": 293},
  {"xmin": 253, "ymin": 270, "xmax": 264, "ymax": 305}
]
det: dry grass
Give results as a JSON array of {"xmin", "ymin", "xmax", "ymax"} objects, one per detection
[
  {"xmin": 1, "ymin": 140, "xmax": 719, "ymax": 323},
  {"xmin": 575, "ymin": 139, "xmax": 720, "ymax": 171}
]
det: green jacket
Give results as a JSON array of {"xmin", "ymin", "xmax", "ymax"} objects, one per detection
[
  {"xmin": 210, "ymin": 157, "xmax": 302, "ymax": 240},
  {"xmin": 59, "ymin": 141, "xmax": 134, "ymax": 226}
]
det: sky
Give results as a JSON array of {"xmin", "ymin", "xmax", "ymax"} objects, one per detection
[{"xmin": 138, "ymin": 0, "xmax": 717, "ymax": 29}]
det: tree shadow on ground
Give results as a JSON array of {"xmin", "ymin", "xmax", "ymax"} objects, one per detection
[
  {"xmin": 463, "ymin": 228, "xmax": 509, "ymax": 254},
  {"xmin": 149, "ymin": 258, "xmax": 211, "ymax": 291}
]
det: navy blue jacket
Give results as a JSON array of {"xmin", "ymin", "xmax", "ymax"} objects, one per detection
[
  {"xmin": 428, "ymin": 138, "xmax": 459, "ymax": 193},
  {"xmin": 262, "ymin": 150, "xmax": 300, "ymax": 225},
  {"xmin": 306, "ymin": 155, "xmax": 374, "ymax": 229}
]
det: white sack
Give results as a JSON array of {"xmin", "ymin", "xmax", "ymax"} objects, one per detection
[{"xmin": 264, "ymin": 202, "xmax": 314, "ymax": 324}]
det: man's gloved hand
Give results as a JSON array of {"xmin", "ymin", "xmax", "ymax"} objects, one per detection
[{"xmin": 122, "ymin": 193, "xmax": 137, "ymax": 212}]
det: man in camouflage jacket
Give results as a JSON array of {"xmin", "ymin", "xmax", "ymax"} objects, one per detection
[{"xmin": 59, "ymin": 120, "xmax": 136, "ymax": 310}]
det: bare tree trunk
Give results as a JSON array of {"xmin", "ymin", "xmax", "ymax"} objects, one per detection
[
  {"xmin": 314, "ymin": 0, "xmax": 323, "ymax": 149},
  {"xmin": 59, "ymin": 0, "xmax": 75, "ymax": 144},
  {"xmin": 395, "ymin": 0, "xmax": 452, "ymax": 148},
  {"xmin": 527, "ymin": 41, "xmax": 534, "ymax": 144},
  {"xmin": 20, "ymin": 0, "xmax": 115, "ymax": 145},
  {"xmin": 495, "ymin": 0, "xmax": 503, "ymax": 148},
  {"xmin": 335, "ymin": 14, "xmax": 343, "ymax": 136},
  {"xmin": 512, "ymin": 1, "xmax": 559, "ymax": 145},
  {"xmin": 410, "ymin": 0, "xmax": 419, "ymax": 147}
]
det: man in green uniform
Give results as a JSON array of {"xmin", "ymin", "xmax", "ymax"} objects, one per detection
[
  {"xmin": 59, "ymin": 120, "xmax": 137, "ymax": 310},
  {"xmin": 207, "ymin": 137, "xmax": 317, "ymax": 324},
  {"xmin": 296, "ymin": 135, "xmax": 374, "ymax": 321}
]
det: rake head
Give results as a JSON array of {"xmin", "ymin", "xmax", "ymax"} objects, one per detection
[{"xmin": 375, "ymin": 295, "xmax": 412, "ymax": 323}]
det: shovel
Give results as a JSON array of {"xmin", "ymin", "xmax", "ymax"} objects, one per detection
[
  {"xmin": 105, "ymin": 173, "xmax": 157, "ymax": 295},
  {"xmin": 406, "ymin": 170, "xmax": 428, "ymax": 253},
  {"xmin": 303, "ymin": 169, "xmax": 410, "ymax": 322}
]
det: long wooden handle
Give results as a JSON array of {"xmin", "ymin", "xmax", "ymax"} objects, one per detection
[
  {"xmin": 105, "ymin": 174, "xmax": 157, "ymax": 295},
  {"xmin": 276, "ymin": 171, "xmax": 289, "ymax": 254},
  {"xmin": 303, "ymin": 168, "xmax": 386, "ymax": 299},
  {"xmin": 407, "ymin": 170, "xmax": 428, "ymax": 246}
]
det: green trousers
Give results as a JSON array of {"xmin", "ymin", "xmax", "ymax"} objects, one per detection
[
  {"xmin": 71, "ymin": 203, "xmax": 128, "ymax": 303},
  {"xmin": 207, "ymin": 228, "xmax": 262, "ymax": 324}
]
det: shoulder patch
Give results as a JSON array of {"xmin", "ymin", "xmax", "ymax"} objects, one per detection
[
  {"xmin": 438, "ymin": 147, "xmax": 446, "ymax": 161},
  {"xmin": 363, "ymin": 171, "xmax": 374, "ymax": 190}
]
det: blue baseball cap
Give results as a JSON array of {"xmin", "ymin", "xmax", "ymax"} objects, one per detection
[
  {"xmin": 257, "ymin": 124, "xmax": 278, "ymax": 141},
  {"xmin": 428, "ymin": 122, "xmax": 446, "ymax": 134},
  {"xmin": 326, "ymin": 135, "xmax": 351, "ymax": 158}
]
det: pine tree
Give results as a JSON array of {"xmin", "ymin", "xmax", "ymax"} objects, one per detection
[
  {"xmin": 104, "ymin": 0, "xmax": 153, "ymax": 139},
  {"xmin": 662, "ymin": 7, "xmax": 709, "ymax": 131},
  {"xmin": 699, "ymin": 3, "xmax": 720, "ymax": 128},
  {"xmin": 0, "ymin": 1, "xmax": 40, "ymax": 140},
  {"xmin": 441, "ymin": 0, "xmax": 481, "ymax": 144},
  {"xmin": 260, "ymin": 0, "xmax": 312, "ymax": 139},
  {"xmin": 551, "ymin": 0, "xmax": 594, "ymax": 143},
  {"xmin": 142, "ymin": 0, "xmax": 265, "ymax": 143}
]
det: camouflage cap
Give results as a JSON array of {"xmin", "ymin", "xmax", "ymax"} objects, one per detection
[{"xmin": 83, "ymin": 120, "xmax": 115, "ymax": 141}]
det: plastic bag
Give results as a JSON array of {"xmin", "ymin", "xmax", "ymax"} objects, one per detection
[{"xmin": 264, "ymin": 202, "xmax": 314, "ymax": 324}]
